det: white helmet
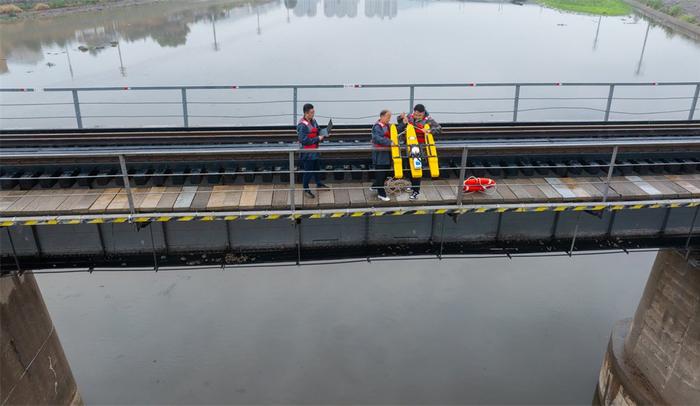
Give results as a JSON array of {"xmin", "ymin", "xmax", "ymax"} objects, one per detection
[{"xmin": 410, "ymin": 146, "xmax": 420, "ymax": 157}]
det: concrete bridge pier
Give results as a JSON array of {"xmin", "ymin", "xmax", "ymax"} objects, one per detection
[
  {"xmin": 597, "ymin": 249, "xmax": 700, "ymax": 405},
  {"xmin": 1, "ymin": 272, "xmax": 82, "ymax": 405}
]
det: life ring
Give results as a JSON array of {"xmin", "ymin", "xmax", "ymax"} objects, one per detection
[{"xmin": 463, "ymin": 176, "xmax": 497, "ymax": 193}]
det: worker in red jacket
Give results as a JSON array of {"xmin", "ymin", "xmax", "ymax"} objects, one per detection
[
  {"xmin": 396, "ymin": 104, "xmax": 442, "ymax": 200},
  {"xmin": 297, "ymin": 103, "xmax": 329, "ymax": 198}
]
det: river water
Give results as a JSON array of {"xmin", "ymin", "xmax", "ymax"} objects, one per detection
[{"xmin": 2, "ymin": 0, "xmax": 698, "ymax": 403}]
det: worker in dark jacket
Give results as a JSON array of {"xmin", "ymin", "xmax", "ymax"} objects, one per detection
[
  {"xmin": 297, "ymin": 103, "xmax": 329, "ymax": 198},
  {"xmin": 370, "ymin": 109, "xmax": 394, "ymax": 201},
  {"xmin": 396, "ymin": 104, "xmax": 442, "ymax": 200}
]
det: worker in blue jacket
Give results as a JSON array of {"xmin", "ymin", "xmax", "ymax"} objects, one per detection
[
  {"xmin": 297, "ymin": 103, "xmax": 329, "ymax": 198},
  {"xmin": 369, "ymin": 109, "xmax": 394, "ymax": 201}
]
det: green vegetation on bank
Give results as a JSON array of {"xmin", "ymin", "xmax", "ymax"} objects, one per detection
[
  {"xmin": 536, "ymin": 0, "xmax": 632, "ymax": 16},
  {"xmin": 0, "ymin": 0, "xmax": 102, "ymax": 13},
  {"xmin": 641, "ymin": 0, "xmax": 699, "ymax": 25}
]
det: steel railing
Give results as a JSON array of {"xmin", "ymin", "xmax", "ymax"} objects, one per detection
[
  {"xmin": 1, "ymin": 81, "xmax": 699, "ymax": 129},
  {"xmin": 2, "ymin": 136, "xmax": 699, "ymax": 214}
]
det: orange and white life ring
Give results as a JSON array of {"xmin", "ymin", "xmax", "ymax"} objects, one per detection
[{"xmin": 463, "ymin": 176, "xmax": 497, "ymax": 193}]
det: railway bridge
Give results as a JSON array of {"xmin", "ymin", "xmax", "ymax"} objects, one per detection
[{"xmin": 1, "ymin": 82, "xmax": 699, "ymax": 405}]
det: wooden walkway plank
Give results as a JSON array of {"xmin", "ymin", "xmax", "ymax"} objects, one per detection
[
  {"xmin": 271, "ymin": 184, "xmax": 291, "ymax": 210},
  {"xmin": 22, "ymin": 188, "xmax": 73, "ymax": 213},
  {"xmin": 106, "ymin": 189, "xmax": 130, "ymax": 212},
  {"xmin": 318, "ymin": 186, "xmax": 335, "ymax": 208},
  {"xmin": 347, "ymin": 182, "xmax": 366, "ymax": 208},
  {"xmin": 666, "ymin": 175, "xmax": 700, "ymax": 197},
  {"xmin": 4, "ymin": 190, "xmax": 45, "ymax": 214},
  {"xmin": 646, "ymin": 176, "xmax": 691, "ymax": 198},
  {"xmin": 531, "ymin": 178, "xmax": 564, "ymax": 201},
  {"xmin": 254, "ymin": 185, "xmax": 274, "ymax": 210},
  {"xmin": 124, "ymin": 188, "xmax": 150, "ymax": 210},
  {"xmin": 578, "ymin": 177, "xmax": 621, "ymax": 200},
  {"xmin": 331, "ymin": 183, "xmax": 350, "ymax": 208},
  {"xmin": 155, "ymin": 187, "xmax": 182, "ymax": 211},
  {"xmin": 420, "ymin": 181, "xmax": 443, "ymax": 204},
  {"xmin": 504, "ymin": 179, "xmax": 537, "ymax": 202},
  {"xmin": 626, "ymin": 176, "xmax": 677, "ymax": 199},
  {"xmin": 624, "ymin": 176, "xmax": 661, "ymax": 196},
  {"xmin": 545, "ymin": 178, "xmax": 589, "ymax": 201},
  {"xmin": 558, "ymin": 178, "xmax": 594, "ymax": 200},
  {"xmin": 494, "ymin": 184, "xmax": 518, "ymax": 202},
  {"xmin": 191, "ymin": 186, "xmax": 213, "ymax": 210},
  {"xmin": 434, "ymin": 180, "xmax": 457, "ymax": 201},
  {"xmin": 301, "ymin": 185, "xmax": 319, "ymax": 209},
  {"xmin": 208, "ymin": 185, "xmax": 243, "ymax": 210},
  {"xmin": 239, "ymin": 185, "xmax": 259, "ymax": 209},
  {"xmin": 69, "ymin": 189, "xmax": 103, "ymax": 212},
  {"xmin": 507, "ymin": 178, "xmax": 550, "ymax": 200},
  {"xmin": 89, "ymin": 188, "xmax": 121, "ymax": 212},
  {"xmin": 0, "ymin": 191, "xmax": 27, "ymax": 212},
  {"xmin": 173, "ymin": 186, "xmax": 198, "ymax": 210},
  {"xmin": 48, "ymin": 188, "xmax": 83, "ymax": 213},
  {"xmin": 139, "ymin": 187, "xmax": 167, "ymax": 210},
  {"xmin": 607, "ymin": 177, "xmax": 648, "ymax": 200}
]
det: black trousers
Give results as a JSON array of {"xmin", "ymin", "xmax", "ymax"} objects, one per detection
[
  {"xmin": 301, "ymin": 159, "xmax": 321, "ymax": 189},
  {"xmin": 372, "ymin": 164, "xmax": 390, "ymax": 197},
  {"xmin": 411, "ymin": 176, "xmax": 421, "ymax": 193}
]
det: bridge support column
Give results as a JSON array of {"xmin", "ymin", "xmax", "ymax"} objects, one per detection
[
  {"xmin": 596, "ymin": 249, "xmax": 700, "ymax": 405},
  {"xmin": 1, "ymin": 273, "xmax": 82, "ymax": 405}
]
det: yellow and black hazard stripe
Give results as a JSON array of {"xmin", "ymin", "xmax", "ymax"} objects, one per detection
[{"xmin": 0, "ymin": 201, "xmax": 698, "ymax": 227}]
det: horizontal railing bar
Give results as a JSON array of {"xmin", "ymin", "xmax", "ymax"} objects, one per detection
[
  {"xmin": 2, "ymin": 137, "xmax": 699, "ymax": 159},
  {"xmin": 1, "ymin": 81, "xmax": 690, "ymax": 93}
]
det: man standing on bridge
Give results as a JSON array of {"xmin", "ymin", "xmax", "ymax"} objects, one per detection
[
  {"xmin": 297, "ymin": 103, "xmax": 329, "ymax": 198},
  {"xmin": 397, "ymin": 104, "xmax": 442, "ymax": 200},
  {"xmin": 370, "ymin": 109, "xmax": 394, "ymax": 202}
]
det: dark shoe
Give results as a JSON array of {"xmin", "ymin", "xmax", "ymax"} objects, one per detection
[
  {"xmin": 409, "ymin": 191, "xmax": 419, "ymax": 200},
  {"xmin": 317, "ymin": 183, "xmax": 330, "ymax": 190},
  {"xmin": 304, "ymin": 189, "xmax": 315, "ymax": 198}
]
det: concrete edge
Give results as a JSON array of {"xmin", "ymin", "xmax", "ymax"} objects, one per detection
[{"xmin": 622, "ymin": 0, "xmax": 700, "ymax": 41}]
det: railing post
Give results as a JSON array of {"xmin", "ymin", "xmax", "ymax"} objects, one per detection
[
  {"xmin": 118, "ymin": 155, "xmax": 136, "ymax": 216},
  {"xmin": 604, "ymin": 84, "xmax": 615, "ymax": 122},
  {"xmin": 292, "ymin": 87, "xmax": 298, "ymax": 125},
  {"xmin": 71, "ymin": 89, "xmax": 83, "ymax": 129},
  {"xmin": 456, "ymin": 146, "xmax": 468, "ymax": 205},
  {"xmin": 513, "ymin": 84, "xmax": 520, "ymax": 122},
  {"xmin": 181, "ymin": 88, "xmax": 189, "ymax": 127},
  {"xmin": 289, "ymin": 151, "xmax": 296, "ymax": 212},
  {"xmin": 689, "ymin": 83, "xmax": 700, "ymax": 121},
  {"xmin": 602, "ymin": 145, "xmax": 618, "ymax": 204},
  {"xmin": 409, "ymin": 85, "xmax": 415, "ymax": 112}
]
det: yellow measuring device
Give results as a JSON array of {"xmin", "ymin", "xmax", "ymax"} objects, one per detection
[
  {"xmin": 406, "ymin": 124, "xmax": 423, "ymax": 179},
  {"xmin": 390, "ymin": 124, "xmax": 403, "ymax": 179},
  {"xmin": 424, "ymin": 124, "xmax": 440, "ymax": 178}
]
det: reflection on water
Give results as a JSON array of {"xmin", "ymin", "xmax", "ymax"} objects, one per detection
[
  {"xmin": 0, "ymin": 0, "xmax": 278, "ymax": 72},
  {"xmin": 0, "ymin": 0, "xmax": 405, "ymax": 74},
  {"xmin": 1, "ymin": 0, "xmax": 698, "ymax": 82},
  {"xmin": 1, "ymin": 0, "xmax": 699, "ymax": 128}
]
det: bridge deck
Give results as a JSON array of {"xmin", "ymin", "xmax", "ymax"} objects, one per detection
[{"xmin": 1, "ymin": 174, "xmax": 699, "ymax": 217}]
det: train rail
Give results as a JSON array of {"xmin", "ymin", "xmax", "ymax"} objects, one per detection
[{"xmin": 2, "ymin": 120, "xmax": 699, "ymax": 148}]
